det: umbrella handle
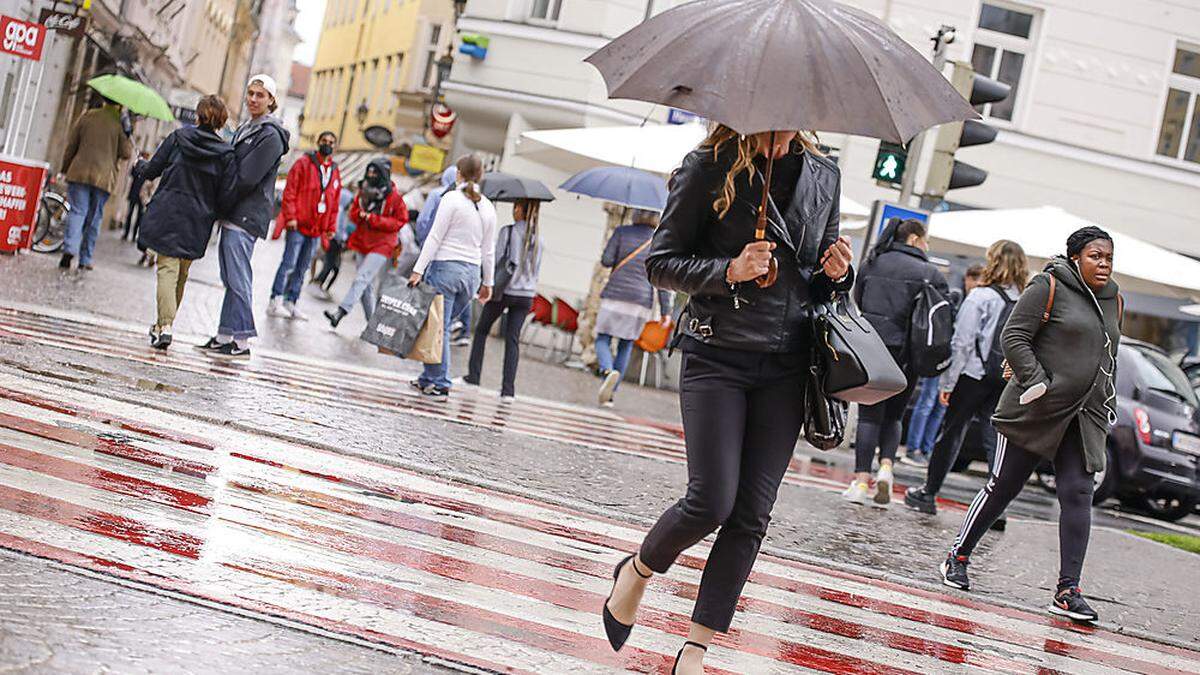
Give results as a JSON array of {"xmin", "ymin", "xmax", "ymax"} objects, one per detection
[{"xmin": 755, "ymin": 138, "xmax": 778, "ymax": 289}]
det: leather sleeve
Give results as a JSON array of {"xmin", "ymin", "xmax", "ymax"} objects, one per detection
[
  {"xmin": 812, "ymin": 168, "xmax": 854, "ymax": 301},
  {"xmin": 646, "ymin": 154, "xmax": 732, "ymax": 298}
]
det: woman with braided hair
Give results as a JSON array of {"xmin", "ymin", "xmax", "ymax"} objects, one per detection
[{"xmin": 940, "ymin": 226, "xmax": 1120, "ymax": 625}]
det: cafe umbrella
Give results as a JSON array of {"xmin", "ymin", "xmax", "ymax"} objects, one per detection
[{"xmin": 585, "ymin": 0, "xmax": 979, "ymax": 285}]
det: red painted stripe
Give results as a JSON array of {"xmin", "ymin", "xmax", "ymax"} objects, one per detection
[
  {"xmin": 0, "ymin": 531, "xmax": 532, "ymax": 675},
  {"xmin": 0, "ymin": 443, "xmax": 210, "ymax": 511}
]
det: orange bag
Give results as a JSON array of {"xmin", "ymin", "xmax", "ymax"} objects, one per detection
[{"xmin": 636, "ymin": 319, "xmax": 673, "ymax": 354}]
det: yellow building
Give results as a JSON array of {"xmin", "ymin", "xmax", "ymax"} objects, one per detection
[{"xmin": 300, "ymin": 0, "xmax": 455, "ymax": 153}]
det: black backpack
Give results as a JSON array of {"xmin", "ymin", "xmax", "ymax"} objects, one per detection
[
  {"xmin": 909, "ymin": 277, "xmax": 955, "ymax": 378},
  {"xmin": 978, "ymin": 285, "xmax": 1018, "ymax": 386}
]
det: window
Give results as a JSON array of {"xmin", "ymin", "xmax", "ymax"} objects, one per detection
[
  {"xmin": 421, "ymin": 23, "xmax": 443, "ymax": 90},
  {"xmin": 1157, "ymin": 45, "xmax": 1200, "ymax": 165},
  {"xmin": 389, "ymin": 53, "xmax": 404, "ymax": 111},
  {"xmin": 529, "ymin": 0, "xmax": 563, "ymax": 22},
  {"xmin": 970, "ymin": 2, "xmax": 1037, "ymax": 122}
]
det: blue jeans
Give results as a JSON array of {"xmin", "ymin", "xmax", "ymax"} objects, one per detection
[
  {"xmin": 339, "ymin": 252, "xmax": 388, "ymax": 318},
  {"xmin": 418, "ymin": 260, "xmax": 481, "ymax": 390},
  {"xmin": 63, "ymin": 182, "xmax": 110, "ymax": 265},
  {"xmin": 270, "ymin": 230, "xmax": 319, "ymax": 303},
  {"xmin": 595, "ymin": 333, "xmax": 635, "ymax": 390},
  {"xmin": 906, "ymin": 376, "xmax": 947, "ymax": 454},
  {"xmin": 217, "ymin": 226, "xmax": 257, "ymax": 340}
]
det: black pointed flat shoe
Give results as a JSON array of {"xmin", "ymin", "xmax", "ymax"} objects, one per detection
[
  {"xmin": 672, "ymin": 641, "xmax": 708, "ymax": 674},
  {"xmin": 602, "ymin": 554, "xmax": 650, "ymax": 652}
]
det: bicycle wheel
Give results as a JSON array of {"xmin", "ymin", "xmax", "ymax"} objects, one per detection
[{"xmin": 31, "ymin": 198, "xmax": 66, "ymax": 253}]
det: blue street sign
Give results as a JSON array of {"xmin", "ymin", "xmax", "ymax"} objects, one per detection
[
  {"xmin": 666, "ymin": 108, "xmax": 702, "ymax": 125},
  {"xmin": 875, "ymin": 202, "xmax": 929, "ymax": 236}
]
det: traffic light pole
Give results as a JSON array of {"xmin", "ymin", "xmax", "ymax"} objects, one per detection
[{"xmin": 898, "ymin": 26, "xmax": 955, "ymax": 206}]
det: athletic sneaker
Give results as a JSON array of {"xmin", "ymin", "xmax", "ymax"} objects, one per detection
[
  {"xmin": 940, "ymin": 553, "xmax": 970, "ymax": 590},
  {"xmin": 409, "ymin": 379, "xmax": 449, "ymax": 402},
  {"xmin": 598, "ymin": 369, "xmax": 621, "ymax": 407},
  {"xmin": 873, "ymin": 465, "xmax": 893, "ymax": 506},
  {"xmin": 1050, "ymin": 587, "xmax": 1098, "ymax": 623},
  {"xmin": 841, "ymin": 481, "xmax": 870, "ymax": 505},
  {"xmin": 901, "ymin": 450, "xmax": 930, "ymax": 468},
  {"xmin": 267, "ymin": 296, "xmax": 290, "ymax": 318},
  {"xmin": 904, "ymin": 486, "xmax": 938, "ymax": 515},
  {"xmin": 207, "ymin": 342, "xmax": 250, "ymax": 360},
  {"xmin": 151, "ymin": 332, "xmax": 173, "ymax": 351},
  {"xmin": 451, "ymin": 334, "xmax": 471, "ymax": 347},
  {"xmin": 455, "ymin": 376, "xmax": 480, "ymax": 388},
  {"xmin": 287, "ymin": 302, "xmax": 308, "ymax": 321},
  {"xmin": 194, "ymin": 337, "xmax": 223, "ymax": 353},
  {"xmin": 499, "ymin": 395, "xmax": 515, "ymax": 405},
  {"xmin": 990, "ymin": 514, "xmax": 1008, "ymax": 532},
  {"xmin": 601, "ymin": 400, "xmax": 615, "ymax": 409}
]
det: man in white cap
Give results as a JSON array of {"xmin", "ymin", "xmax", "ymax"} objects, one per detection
[{"xmin": 196, "ymin": 74, "xmax": 290, "ymax": 359}]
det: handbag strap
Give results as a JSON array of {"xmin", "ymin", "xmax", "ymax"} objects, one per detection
[
  {"xmin": 1041, "ymin": 274, "xmax": 1056, "ymax": 324},
  {"xmin": 613, "ymin": 238, "xmax": 651, "ymax": 274}
]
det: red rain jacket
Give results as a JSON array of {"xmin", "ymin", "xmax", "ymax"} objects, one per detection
[
  {"xmin": 347, "ymin": 188, "xmax": 407, "ymax": 256},
  {"xmin": 277, "ymin": 152, "xmax": 341, "ymax": 239}
]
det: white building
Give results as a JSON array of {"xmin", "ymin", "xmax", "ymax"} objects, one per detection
[
  {"xmin": 249, "ymin": 0, "xmax": 300, "ymax": 114},
  {"xmin": 446, "ymin": 1, "xmax": 1200, "ymax": 314}
]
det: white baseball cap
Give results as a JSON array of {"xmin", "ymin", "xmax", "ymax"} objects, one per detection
[{"xmin": 247, "ymin": 74, "xmax": 278, "ymax": 100}]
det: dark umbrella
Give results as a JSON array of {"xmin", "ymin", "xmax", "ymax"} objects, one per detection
[
  {"xmin": 584, "ymin": 0, "xmax": 978, "ymax": 142},
  {"xmin": 560, "ymin": 166, "xmax": 668, "ymax": 212},
  {"xmin": 480, "ymin": 172, "xmax": 556, "ymax": 203}
]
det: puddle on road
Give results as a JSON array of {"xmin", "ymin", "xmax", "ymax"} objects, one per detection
[
  {"xmin": 65, "ymin": 362, "xmax": 184, "ymax": 394},
  {"xmin": 1, "ymin": 358, "xmax": 97, "ymax": 385}
]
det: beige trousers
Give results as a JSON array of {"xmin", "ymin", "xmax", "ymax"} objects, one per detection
[{"xmin": 155, "ymin": 254, "xmax": 192, "ymax": 331}]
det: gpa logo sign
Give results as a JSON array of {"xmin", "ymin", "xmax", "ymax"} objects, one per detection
[{"xmin": 1, "ymin": 16, "xmax": 46, "ymax": 61}]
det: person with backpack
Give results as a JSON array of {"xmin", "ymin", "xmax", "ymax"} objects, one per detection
[
  {"xmin": 904, "ymin": 264, "xmax": 984, "ymax": 466},
  {"xmin": 846, "ymin": 218, "xmax": 950, "ymax": 506},
  {"xmin": 906, "ymin": 240, "xmax": 1029, "ymax": 515},
  {"xmin": 938, "ymin": 227, "xmax": 1120, "ymax": 624},
  {"xmin": 463, "ymin": 199, "xmax": 544, "ymax": 402},
  {"xmin": 595, "ymin": 209, "xmax": 673, "ymax": 408}
]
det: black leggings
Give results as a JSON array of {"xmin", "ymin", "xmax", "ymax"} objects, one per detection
[
  {"xmin": 854, "ymin": 348, "xmax": 916, "ymax": 473},
  {"xmin": 313, "ymin": 239, "xmax": 344, "ymax": 290},
  {"xmin": 952, "ymin": 420, "xmax": 1094, "ymax": 589},
  {"xmin": 639, "ymin": 346, "xmax": 807, "ymax": 632},
  {"xmin": 466, "ymin": 295, "xmax": 533, "ymax": 397},
  {"xmin": 924, "ymin": 374, "xmax": 1004, "ymax": 494}
]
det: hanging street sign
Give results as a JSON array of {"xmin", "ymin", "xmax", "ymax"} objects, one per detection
[
  {"xmin": 1, "ymin": 16, "xmax": 46, "ymax": 61},
  {"xmin": 409, "ymin": 144, "xmax": 446, "ymax": 174},
  {"xmin": 38, "ymin": 9, "xmax": 88, "ymax": 39}
]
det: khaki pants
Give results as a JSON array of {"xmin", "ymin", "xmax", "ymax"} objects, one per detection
[{"xmin": 155, "ymin": 254, "xmax": 192, "ymax": 331}]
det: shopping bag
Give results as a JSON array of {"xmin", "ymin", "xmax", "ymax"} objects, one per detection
[
  {"xmin": 361, "ymin": 277, "xmax": 439, "ymax": 358},
  {"xmin": 406, "ymin": 294, "xmax": 444, "ymax": 364}
]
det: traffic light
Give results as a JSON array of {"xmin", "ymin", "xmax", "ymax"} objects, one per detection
[
  {"xmin": 925, "ymin": 61, "xmax": 1010, "ymax": 197},
  {"xmin": 459, "ymin": 34, "xmax": 489, "ymax": 60},
  {"xmin": 872, "ymin": 141, "xmax": 907, "ymax": 185}
]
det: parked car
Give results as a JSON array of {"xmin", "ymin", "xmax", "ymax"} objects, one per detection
[{"xmin": 944, "ymin": 340, "xmax": 1200, "ymax": 522}]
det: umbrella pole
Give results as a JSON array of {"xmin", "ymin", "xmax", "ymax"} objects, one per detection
[{"xmin": 755, "ymin": 133, "xmax": 779, "ymax": 289}]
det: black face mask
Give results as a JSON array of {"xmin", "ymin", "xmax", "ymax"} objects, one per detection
[
  {"xmin": 366, "ymin": 171, "xmax": 387, "ymax": 189},
  {"xmin": 317, "ymin": 143, "xmax": 334, "ymax": 157}
]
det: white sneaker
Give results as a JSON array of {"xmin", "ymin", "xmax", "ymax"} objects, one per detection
[
  {"xmin": 287, "ymin": 302, "xmax": 309, "ymax": 321},
  {"xmin": 267, "ymin": 296, "xmax": 290, "ymax": 318},
  {"xmin": 874, "ymin": 465, "xmax": 894, "ymax": 507},
  {"xmin": 499, "ymin": 395, "xmax": 515, "ymax": 404},
  {"xmin": 842, "ymin": 481, "xmax": 870, "ymax": 505},
  {"xmin": 598, "ymin": 370, "xmax": 620, "ymax": 406}
]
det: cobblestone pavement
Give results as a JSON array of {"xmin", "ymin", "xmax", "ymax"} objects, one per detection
[{"xmin": 0, "ymin": 234, "xmax": 1198, "ymax": 672}]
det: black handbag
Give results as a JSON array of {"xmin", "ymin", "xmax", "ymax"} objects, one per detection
[
  {"xmin": 811, "ymin": 295, "xmax": 907, "ymax": 405},
  {"xmin": 492, "ymin": 224, "xmax": 519, "ymax": 297},
  {"xmin": 802, "ymin": 342, "xmax": 848, "ymax": 450}
]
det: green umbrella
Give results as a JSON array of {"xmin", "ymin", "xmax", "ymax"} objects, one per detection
[{"xmin": 86, "ymin": 74, "xmax": 175, "ymax": 122}]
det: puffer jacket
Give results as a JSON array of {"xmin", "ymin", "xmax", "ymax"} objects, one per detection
[
  {"xmin": 647, "ymin": 144, "xmax": 854, "ymax": 353},
  {"xmin": 854, "ymin": 242, "xmax": 949, "ymax": 352},
  {"xmin": 992, "ymin": 257, "xmax": 1122, "ymax": 472}
]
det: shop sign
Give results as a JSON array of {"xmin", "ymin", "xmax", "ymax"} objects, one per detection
[
  {"xmin": 430, "ymin": 103, "xmax": 457, "ymax": 139},
  {"xmin": 1, "ymin": 16, "xmax": 46, "ymax": 61},
  {"xmin": 0, "ymin": 155, "xmax": 48, "ymax": 252},
  {"xmin": 409, "ymin": 144, "xmax": 446, "ymax": 174},
  {"xmin": 37, "ymin": 9, "xmax": 87, "ymax": 39}
]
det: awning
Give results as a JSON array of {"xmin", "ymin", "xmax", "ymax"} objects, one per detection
[
  {"xmin": 515, "ymin": 124, "xmax": 870, "ymax": 223},
  {"xmin": 927, "ymin": 206, "xmax": 1200, "ymax": 298}
]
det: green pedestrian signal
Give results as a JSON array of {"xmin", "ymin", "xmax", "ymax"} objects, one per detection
[{"xmin": 872, "ymin": 142, "xmax": 907, "ymax": 185}]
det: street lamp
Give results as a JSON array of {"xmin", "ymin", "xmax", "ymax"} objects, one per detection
[
  {"xmin": 453, "ymin": 0, "xmax": 467, "ymax": 19},
  {"xmin": 355, "ymin": 100, "xmax": 369, "ymax": 127},
  {"xmin": 434, "ymin": 52, "xmax": 454, "ymax": 102}
]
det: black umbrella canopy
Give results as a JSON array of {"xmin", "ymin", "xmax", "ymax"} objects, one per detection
[
  {"xmin": 585, "ymin": 0, "xmax": 979, "ymax": 143},
  {"xmin": 480, "ymin": 172, "xmax": 556, "ymax": 203}
]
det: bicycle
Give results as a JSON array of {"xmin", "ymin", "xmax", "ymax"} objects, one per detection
[{"xmin": 30, "ymin": 175, "xmax": 71, "ymax": 253}]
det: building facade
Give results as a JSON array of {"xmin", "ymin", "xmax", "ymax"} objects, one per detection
[
  {"xmin": 445, "ymin": 0, "xmax": 1200, "ymax": 306},
  {"xmin": 300, "ymin": 0, "xmax": 455, "ymax": 153}
]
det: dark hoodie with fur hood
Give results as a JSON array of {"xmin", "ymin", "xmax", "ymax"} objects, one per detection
[
  {"xmin": 992, "ymin": 257, "xmax": 1122, "ymax": 472},
  {"xmin": 136, "ymin": 126, "xmax": 236, "ymax": 259}
]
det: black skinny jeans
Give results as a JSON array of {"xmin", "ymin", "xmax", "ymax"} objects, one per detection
[
  {"xmin": 853, "ymin": 347, "xmax": 916, "ymax": 473},
  {"xmin": 465, "ymin": 295, "xmax": 533, "ymax": 397},
  {"xmin": 952, "ymin": 419, "xmax": 1094, "ymax": 589},
  {"xmin": 639, "ymin": 345, "xmax": 807, "ymax": 633},
  {"xmin": 924, "ymin": 374, "xmax": 1004, "ymax": 495}
]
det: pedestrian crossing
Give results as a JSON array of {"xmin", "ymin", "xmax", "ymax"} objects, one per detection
[{"xmin": 0, "ymin": 373, "xmax": 1197, "ymax": 673}]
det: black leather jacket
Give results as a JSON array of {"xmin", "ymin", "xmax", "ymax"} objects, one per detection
[{"xmin": 647, "ymin": 146, "xmax": 854, "ymax": 353}]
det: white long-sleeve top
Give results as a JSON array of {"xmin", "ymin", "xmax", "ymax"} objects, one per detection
[{"xmin": 413, "ymin": 185, "xmax": 498, "ymax": 285}]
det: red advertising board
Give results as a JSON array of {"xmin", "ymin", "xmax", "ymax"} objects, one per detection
[
  {"xmin": 1, "ymin": 15, "xmax": 46, "ymax": 61},
  {"xmin": 0, "ymin": 155, "xmax": 48, "ymax": 252}
]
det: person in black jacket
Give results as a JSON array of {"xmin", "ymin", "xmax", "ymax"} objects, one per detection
[
  {"xmin": 136, "ymin": 96, "xmax": 236, "ymax": 350},
  {"xmin": 195, "ymin": 74, "xmax": 290, "ymax": 360},
  {"xmin": 123, "ymin": 151, "xmax": 150, "ymax": 243},
  {"xmin": 846, "ymin": 218, "xmax": 949, "ymax": 507},
  {"xmin": 600, "ymin": 125, "xmax": 854, "ymax": 674}
]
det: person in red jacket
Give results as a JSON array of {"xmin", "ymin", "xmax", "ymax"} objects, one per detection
[
  {"xmin": 324, "ymin": 158, "xmax": 407, "ymax": 328},
  {"xmin": 268, "ymin": 131, "xmax": 341, "ymax": 320}
]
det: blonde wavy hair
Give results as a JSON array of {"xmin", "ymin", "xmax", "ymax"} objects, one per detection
[
  {"xmin": 700, "ymin": 124, "xmax": 823, "ymax": 217},
  {"xmin": 982, "ymin": 239, "xmax": 1029, "ymax": 289}
]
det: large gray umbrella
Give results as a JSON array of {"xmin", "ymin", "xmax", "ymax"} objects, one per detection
[{"xmin": 585, "ymin": 0, "xmax": 978, "ymax": 143}]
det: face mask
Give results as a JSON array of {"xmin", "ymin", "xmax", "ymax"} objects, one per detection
[
  {"xmin": 366, "ymin": 171, "xmax": 387, "ymax": 188},
  {"xmin": 318, "ymin": 143, "xmax": 333, "ymax": 157}
]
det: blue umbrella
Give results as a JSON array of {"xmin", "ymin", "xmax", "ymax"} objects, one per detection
[{"xmin": 560, "ymin": 166, "xmax": 667, "ymax": 212}]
